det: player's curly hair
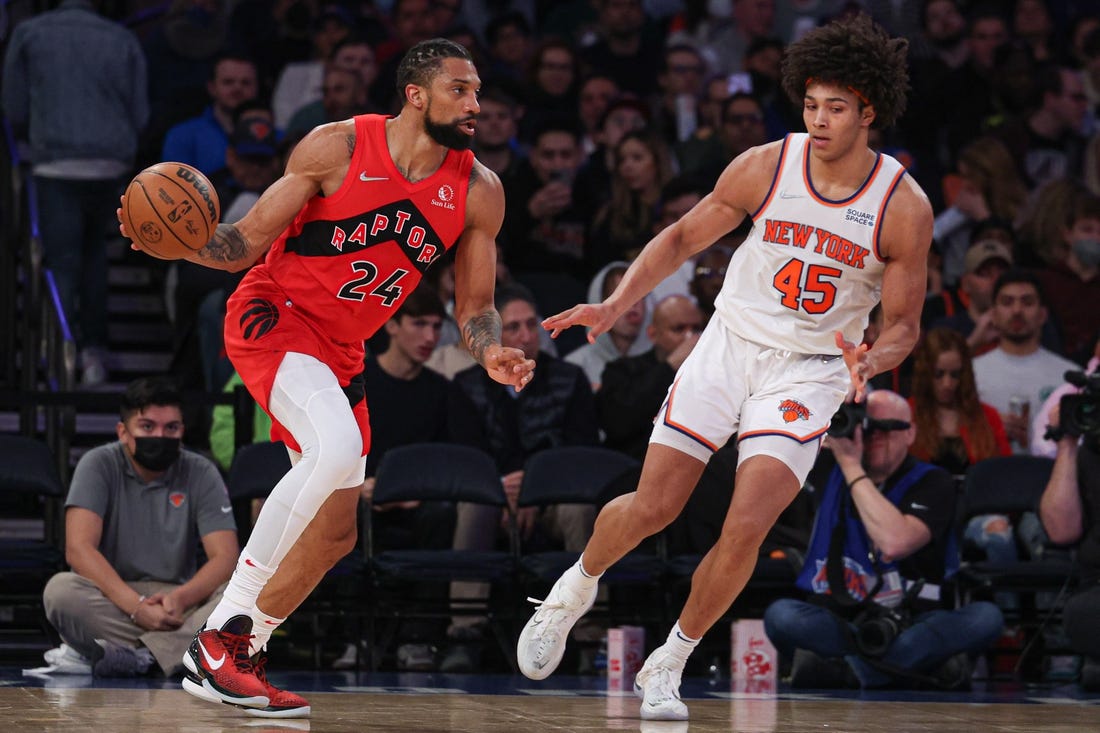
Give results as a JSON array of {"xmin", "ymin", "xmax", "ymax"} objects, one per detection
[
  {"xmin": 780, "ymin": 13, "xmax": 909, "ymax": 129},
  {"xmin": 396, "ymin": 38, "xmax": 473, "ymax": 98}
]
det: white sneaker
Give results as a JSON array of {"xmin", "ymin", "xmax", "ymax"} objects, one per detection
[
  {"xmin": 517, "ymin": 577, "xmax": 597, "ymax": 680},
  {"xmin": 634, "ymin": 647, "xmax": 689, "ymax": 721},
  {"xmin": 42, "ymin": 643, "xmax": 92, "ymax": 674}
]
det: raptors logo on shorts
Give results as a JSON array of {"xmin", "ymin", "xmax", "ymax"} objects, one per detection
[
  {"xmin": 778, "ymin": 398, "xmax": 811, "ymax": 423},
  {"xmin": 239, "ymin": 298, "xmax": 280, "ymax": 340}
]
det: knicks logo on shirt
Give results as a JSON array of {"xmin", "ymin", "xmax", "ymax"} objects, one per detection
[
  {"xmin": 169, "ymin": 492, "xmax": 186, "ymax": 508},
  {"xmin": 778, "ymin": 398, "xmax": 811, "ymax": 423}
]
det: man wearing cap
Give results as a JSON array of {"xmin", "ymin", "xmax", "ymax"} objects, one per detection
[
  {"xmin": 929, "ymin": 239, "xmax": 1013, "ymax": 356},
  {"xmin": 213, "ymin": 106, "xmax": 282, "ymax": 221}
]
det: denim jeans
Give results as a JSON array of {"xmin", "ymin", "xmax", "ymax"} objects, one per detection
[
  {"xmin": 764, "ymin": 597, "xmax": 1004, "ymax": 687},
  {"xmin": 34, "ymin": 175, "xmax": 125, "ymax": 349}
]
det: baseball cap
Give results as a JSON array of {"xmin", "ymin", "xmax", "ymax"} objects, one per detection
[
  {"xmin": 231, "ymin": 114, "xmax": 278, "ymax": 158},
  {"xmin": 964, "ymin": 239, "xmax": 1013, "ymax": 274}
]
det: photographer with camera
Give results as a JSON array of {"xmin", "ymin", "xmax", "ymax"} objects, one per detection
[
  {"xmin": 764, "ymin": 390, "xmax": 1004, "ymax": 689},
  {"xmin": 1038, "ymin": 368, "xmax": 1100, "ymax": 691}
]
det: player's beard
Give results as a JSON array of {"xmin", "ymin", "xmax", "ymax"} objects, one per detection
[{"xmin": 424, "ymin": 99, "xmax": 473, "ymax": 151}]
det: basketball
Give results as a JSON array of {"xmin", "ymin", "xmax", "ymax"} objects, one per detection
[{"xmin": 123, "ymin": 162, "xmax": 220, "ymax": 260}]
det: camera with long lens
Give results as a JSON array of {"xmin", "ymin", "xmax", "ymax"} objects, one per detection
[
  {"xmin": 828, "ymin": 402, "xmax": 867, "ymax": 438},
  {"xmin": 828, "ymin": 402, "xmax": 911, "ymax": 439},
  {"xmin": 853, "ymin": 603, "xmax": 910, "ymax": 657},
  {"xmin": 1058, "ymin": 370, "xmax": 1100, "ymax": 440}
]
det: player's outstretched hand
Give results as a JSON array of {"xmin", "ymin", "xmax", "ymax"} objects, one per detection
[
  {"xmin": 542, "ymin": 302, "xmax": 617, "ymax": 342},
  {"xmin": 835, "ymin": 331, "xmax": 873, "ymax": 402},
  {"xmin": 483, "ymin": 344, "xmax": 536, "ymax": 391}
]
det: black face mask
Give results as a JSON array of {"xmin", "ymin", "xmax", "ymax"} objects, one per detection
[{"xmin": 132, "ymin": 437, "xmax": 181, "ymax": 472}]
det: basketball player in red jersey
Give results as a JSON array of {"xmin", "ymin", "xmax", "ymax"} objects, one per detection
[
  {"xmin": 516, "ymin": 16, "xmax": 934, "ymax": 720},
  {"xmin": 118, "ymin": 39, "xmax": 534, "ymax": 718}
]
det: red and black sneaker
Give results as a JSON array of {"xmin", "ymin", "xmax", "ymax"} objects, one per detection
[
  {"xmin": 244, "ymin": 651, "xmax": 311, "ymax": 718},
  {"xmin": 181, "ymin": 615, "xmax": 269, "ymax": 708}
]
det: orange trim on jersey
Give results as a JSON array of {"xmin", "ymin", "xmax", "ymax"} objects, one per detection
[
  {"xmin": 750, "ymin": 134, "xmax": 793, "ymax": 220},
  {"xmin": 739, "ymin": 425, "xmax": 829, "ymax": 445},
  {"xmin": 802, "ymin": 142, "xmax": 883, "ymax": 208},
  {"xmin": 662, "ymin": 379, "xmax": 719, "ymax": 452},
  {"xmin": 872, "ymin": 166, "xmax": 908, "ymax": 262}
]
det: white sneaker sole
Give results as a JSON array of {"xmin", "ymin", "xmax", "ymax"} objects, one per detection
[
  {"xmin": 516, "ymin": 591, "xmax": 595, "ymax": 680},
  {"xmin": 634, "ymin": 679, "xmax": 689, "ymax": 720}
]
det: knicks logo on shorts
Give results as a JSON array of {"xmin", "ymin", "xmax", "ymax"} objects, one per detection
[
  {"xmin": 239, "ymin": 298, "xmax": 280, "ymax": 340},
  {"xmin": 778, "ymin": 398, "xmax": 811, "ymax": 423}
]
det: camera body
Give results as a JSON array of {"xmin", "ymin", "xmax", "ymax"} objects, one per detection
[
  {"xmin": 853, "ymin": 603, "xmax": 910, "ymax": 657},
  {"xmin": 828, "ymin": 402, "xmax": 867, "ymax": 438},
  {"xmin": 1059, "ymin": 370, "xmax": 1100, "ymax": 440}
]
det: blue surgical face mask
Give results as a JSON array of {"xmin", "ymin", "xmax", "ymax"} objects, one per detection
[{"xmin": 1071, "ymin": 238, "xmax": 1100, "ymax": 269}]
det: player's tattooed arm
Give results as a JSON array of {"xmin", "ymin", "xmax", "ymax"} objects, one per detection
[
  {"xmin": 462, "ymin": 310, "xmax": 502, "ymax": 367},
  {"xmin": 194, "ymin": 223, "xmax": 250, "ymax": 266},
  {"xmin": 346, "ymin": 134, "xmax": 356, "ymax": 157}
]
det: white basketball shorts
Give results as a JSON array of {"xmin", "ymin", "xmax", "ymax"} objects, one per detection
[{"xmin": 650, "ymin": 317, "xmax": 850, "ymax": 485}]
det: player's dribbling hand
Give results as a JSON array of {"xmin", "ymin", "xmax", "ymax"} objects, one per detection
[
  {"xmin": 836, "ymin": 331, "xmax": 874, "ymax": 402},
  {"xmin": 483, "ymin": 344, "xmax": 536, "ymax": 391},
  {"xmin": 542, "ymin": 303, "xmax": 617, "ymax": 342}
]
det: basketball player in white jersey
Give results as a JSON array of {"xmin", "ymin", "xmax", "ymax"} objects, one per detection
[{"xmin": 516, "ymin": 15, "xmax": 933, "ymax": 721}]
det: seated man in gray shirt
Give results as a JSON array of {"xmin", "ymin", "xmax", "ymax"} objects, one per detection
[{"xmin": 40, "ymin": 377, "xmax": 238, "ymax": 676}]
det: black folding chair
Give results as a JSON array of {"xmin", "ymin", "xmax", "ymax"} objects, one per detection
[
  {"xmin": 516, "ymin": 446, "xmax": 664, "ymax": 626},
  {"xmin": 956, "ymin": 455, "xmax": 1073, "ymax": 598},
  {"xmin": 955, "ymin": 455, "xmax": 1075, "ymax": 677},
  {"xmin": 226, "ymin": 440, "xmax": 293, "ymax": 546},
  {"xmin": 0, "ymin": 435, "xmax": 66, "ymax": 651},
  {"xmin": 366, "ymin": 442, "xmax": 518, "ymax": 670}
]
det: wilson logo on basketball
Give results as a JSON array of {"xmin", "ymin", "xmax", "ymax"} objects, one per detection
[
  {"xmin": 175, "ymin": 165, "xmax": 219, "ymax": 224},
  {"xmin": 240, "ymin": 298, "xmax": 280, "ymax": 340},
  {"xmin": 778, "ymin": 398, "xmax": 811, "ymax": 423},
  {"xmin": 169, "ymin": 492, "xmax": 185, "ymax": 508}
]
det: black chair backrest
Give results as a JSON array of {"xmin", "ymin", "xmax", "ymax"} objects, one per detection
[
  {"xmin": 227, "ymin": 441, "xmax": 292, "ymax": 500},
  {"xmin": 0, "ymin": 434, "xmax": 64, "ymax": 497},
  {"xmin": 518, "ymin": 446, "xmax": 641, "ymax": 507},
  {"xmin": 373, "ymin": 443, "xmax": 505, "ymax": 506},
  {"xmin": 962, "ymin": 455, "xmax": 1055, "ymax": 518}
]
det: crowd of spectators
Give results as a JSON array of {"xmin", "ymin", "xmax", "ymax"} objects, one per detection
[{"xmin": 6, "ymin": 0, "xmax": 1100, "ymax": 685}]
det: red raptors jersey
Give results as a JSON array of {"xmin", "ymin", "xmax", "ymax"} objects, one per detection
[{"xmin": 235, "ymin": 114, "xmax": 473, "ymax": 345}]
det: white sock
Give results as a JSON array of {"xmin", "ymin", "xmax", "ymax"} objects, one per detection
[
  {"xmin": 561, "ymin": 558, "xmax": 601, "ymax": 597},
  {"xmin": 249, "ymin": 605, "xmax": 287, "ymax": 656},
  {"xmin": 206, "ymin": 550, "xmax": 277, "ymax": 629},
  {"xmin": 575, "ymin": 555, "xmax": 603, "ymax": 582},
  {"xmin": 664, "ymin": 621, "xmax": 700, "ymax": 666}
]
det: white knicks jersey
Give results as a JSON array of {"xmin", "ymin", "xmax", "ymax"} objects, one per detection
[{"xmin": 714, "ymin": 133, "xmax": 907, "ymax": 355}]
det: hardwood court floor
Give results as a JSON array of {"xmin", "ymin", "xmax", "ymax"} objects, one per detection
[{"xmin": 2, "ymin": 684, "xmax": 1098, "ymax": 733}]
